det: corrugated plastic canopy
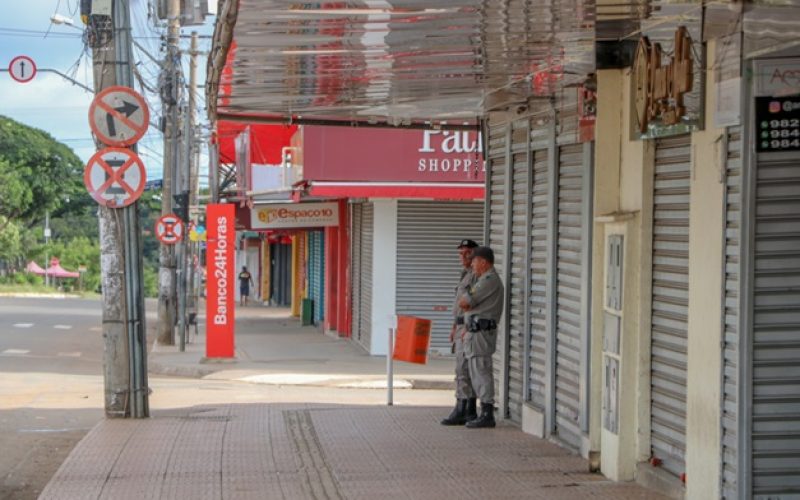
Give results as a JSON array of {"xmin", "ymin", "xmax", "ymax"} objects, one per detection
[{"xmin": 209, "ymin": 0, "xmax": 596, "ymax": 126}]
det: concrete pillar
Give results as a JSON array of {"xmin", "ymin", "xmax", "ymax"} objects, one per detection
[
  {"xmin": 684, "ymin": 39, "xmax": 725, "ymax": 500},
  {"xmin": 369, "ymin": 199, "xmax": 398, "ymax": 355}
]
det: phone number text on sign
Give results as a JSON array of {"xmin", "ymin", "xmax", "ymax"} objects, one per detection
[{"xmin": 756, "ymin": 96, "xmax": 800, "ymax": 152}]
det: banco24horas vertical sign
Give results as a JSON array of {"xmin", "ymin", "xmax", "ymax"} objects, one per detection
[{"xmin": 206, "ymin": 204, "xmax": 235, "ymax": 358}]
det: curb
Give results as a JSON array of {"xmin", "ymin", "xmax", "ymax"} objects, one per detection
[{"xmin": 147, "ymin": 362, "xmax": 454, "ymax": 391}]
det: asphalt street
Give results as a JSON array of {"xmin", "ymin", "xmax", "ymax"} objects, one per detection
[{"xmin": 0, "ymin": 296, "xmax": 453, "ymax": 500}]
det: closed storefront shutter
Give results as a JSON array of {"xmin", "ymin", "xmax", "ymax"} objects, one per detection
[
  {"xmin": 650, "ymin": 134, "xmax": 691, "ymax": 478},
  {"xmin": 528, "ymin": 148, "xmax": 549, "ymax": 409},
  {"xmin": 396, "ymin": 201, "xmax": 484, "ymax": 354},
  {"xmin": 721, "ymin": 127, "xmax": 741, "ymax": 499},
  {"xmin": 308, "ymin": 231, "xmax": 325, "ymax": 325},
  {"xmin": 358, "ymin": 203, "xmax": 374, "ymax": 352},
  {"xmin": 351, "ymin": 204, "xmax": 363, "ymax": 346},
  {"xmin": 750, "ymin": 150, "xmax": 800, "ymax": 497},
  {"xmin": 554, "ymin": 143, "xmax": 589, "ymax": 450},
  {"xmin": 487, "ymin": 122, "xmax": 508, "ymax": 397},
  {"xmin": 507, "ymin": 121, "xmax": 531, "ymax": 422}
]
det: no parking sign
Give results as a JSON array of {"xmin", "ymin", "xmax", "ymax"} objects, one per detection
[{"xmin": 155, "ymin": 214, "xmax": 185, "ymax": 245}]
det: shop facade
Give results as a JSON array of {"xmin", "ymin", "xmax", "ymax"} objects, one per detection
[{"xmin": 300, "ymin": 126, "xmax": 486, "ymax": 355}]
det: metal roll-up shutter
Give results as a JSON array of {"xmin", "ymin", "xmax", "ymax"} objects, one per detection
[
  {"xmin": 487, "ymin": 122, "xmax": 508, "ymax": 394},
  {"xmin": 358, "ymin": 203, "xmax": 374, "ymax": 352},
  {"xmin": 528, "ymin": 148, "xmax": 549, "ymax": 409},
  {"xmin": 650, "ymin": 134, "xmax": 691, "ymax": 478},
  {"xmin": 750, "ymin": 151, "xmax": 800, "ymax": 497},
  {"xmin": 309, "ymin": 231, "xmax": 325, "ymax": 325},
  {"xmin": 553, "ymin": 143, "xmax": 587, "ymax": 450},
  {"xmin": 396, "ymin": 201, "xmax": 484, "ymax": 354},
  {"xmin": 507, "ymin": 122, "xmax": 530, "ymax": 422},
  {"xmin": 351, "ymin": 205, "xmax": 363, "ymax": 345},
  {"xmin": 721, "ymin": 127, "xmax": 741, "ymax": 499}
]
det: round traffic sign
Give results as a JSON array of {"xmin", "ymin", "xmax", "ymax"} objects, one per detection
[
  {"xmin": 88, "ymin": 86, "xmax": 150, "ymax": 147},
  {"xmin": 84, "ymin": 147, "xmax": 147, "ymax": 208},
  {"xmin": 8, "ymin": 56, "xmax": 36, "ymax": 83},
  {"xmin": 155, "ymin": 214, "xmax": 185, "ymax": 245}
]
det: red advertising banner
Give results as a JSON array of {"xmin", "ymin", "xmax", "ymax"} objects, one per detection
[
  {"xmin": 206, "ymin": 203, "xmax": 235, "ymax": 358},
  {"xmin": 303, "ymin": 127, "xmax": 485, "ymax": 183}
]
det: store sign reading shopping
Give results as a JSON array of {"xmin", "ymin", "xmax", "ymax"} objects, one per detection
[
  {"xmin": 756, "ymin": 96, "xmax": 800, "ymax": 152},
  {"xmin": 303, "ymin": 127, "xmax": 485, "ymax": 183},
  {"xmin": 251, "ymin": 201, "xmax": 339, "ymax": 230}
]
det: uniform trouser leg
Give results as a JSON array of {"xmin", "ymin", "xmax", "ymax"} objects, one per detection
[
  {"xmin": 454, "ymin": 333, "xmax": 475, "ymax": 399},
  {"xmin": 467, "ymin": 355, "xmax": 495, "ymax": 405}
]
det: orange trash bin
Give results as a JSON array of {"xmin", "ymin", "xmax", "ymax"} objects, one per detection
[{"xmin": 392, "ymin": 315, "xmax": 432, "ymax": 364}]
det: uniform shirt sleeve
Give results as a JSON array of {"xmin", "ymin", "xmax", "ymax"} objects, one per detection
[{"xmin": 464, "ymin": 274, "xmax": 498, "ymax": 308}]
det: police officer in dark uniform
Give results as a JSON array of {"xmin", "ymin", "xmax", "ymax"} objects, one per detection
[
  {"xmin": 458, "ymin": 246, "xmax": 504, "ymax": 428},
  {"xmin": 441, "ymin": 239, "xmax": 479, "ymax": 426}
]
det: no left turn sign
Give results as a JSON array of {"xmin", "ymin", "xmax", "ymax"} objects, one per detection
[
  {"xmin": 155, "ymin": 214, "xmax": 185, "ymax": 245},
  {"xmin": 84, "ymin": 147, "xmax": 146, "ymax": 208},
  {"xmin": 8, "ymin": 56, "xmax": 36, "ymax": 83},
  {"xmin": 88, "ymin": 86, "xmax": 150, "ymax": 147}
]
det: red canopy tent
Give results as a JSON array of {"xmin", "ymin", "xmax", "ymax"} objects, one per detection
[
  {"xmin": 45, "ymin": 258, "xmax": 80, "ymax": 279},
  {"xmin": 25, "ymin": 261, "xmax": 46, "ymax": 275}
]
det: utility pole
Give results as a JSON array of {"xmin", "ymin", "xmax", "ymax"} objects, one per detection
[
  {"xmin": 187, "ymin": 31, "xmax": 200, "ymax": 322},
  {"xmin": 89, "ymin": 0, "xmax": 149, "ymax": 418},
  {"xmin": 157, "ymin": 0, "xmax": 181, "ymax": 345}
]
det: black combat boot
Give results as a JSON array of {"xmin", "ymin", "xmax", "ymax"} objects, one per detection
[
  {"xmin": 465, "ymin": 403, "xmax": 495, "ymax": 429},
  {"xmin": 465, "ymin": 398, "xmax": 478, "ymax": 422},
  {"xmin": 440, "ymin": 399, "xmax": 468, "ymax": 426}
]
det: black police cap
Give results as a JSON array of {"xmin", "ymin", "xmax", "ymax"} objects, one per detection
[{"xmin": 457, "ymin": 239, "xmax": 479, "ymax": 249}]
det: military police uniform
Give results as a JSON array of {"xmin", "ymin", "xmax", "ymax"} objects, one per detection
[
  {"xmin": 453, "ymin": 266, "xmax": 477, "ymax": 400},
  {"xmin": 462, "ymin": 267, "xmax": 504, "ymax": 407},
  {"xmin": 441, "ymin": 240, "xmax": 480, "ymax": 426}
]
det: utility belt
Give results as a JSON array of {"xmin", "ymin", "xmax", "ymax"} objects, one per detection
[
  {"xmin": 467, "ymin": 317, "xmax": 497, "ymax": 333},
  {"xmin": 455, "ymin": 316, "xmax": 465, "ymax": 325}
]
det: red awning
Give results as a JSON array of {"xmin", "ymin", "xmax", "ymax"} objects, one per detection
[
  {"xmin": 307, "ymin": 182, "xmax": 484, "ymax": 201},
  {"xmin": 215, "ymin": 42, "xmax": 298, "ymax": 166},
  {"xmin": 216, "ymin": 121, "xmax": 297, "ymax": 165}
]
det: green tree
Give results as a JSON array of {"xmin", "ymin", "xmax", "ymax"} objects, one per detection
[{"xmin": 0, "ymin": 115, "xmax": 84, "ymax": 229}]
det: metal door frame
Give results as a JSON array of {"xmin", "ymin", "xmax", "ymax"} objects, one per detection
[
  {"xmin": 579, "ymin": 141, "xmax": 594, "ymax": 433},
  {"xmin": 522, "ymin": 118, "xmax": 534, "ymax": 408},
  {"xmin": 501, "ymin": 124, "xmax": 513, "ymax": 418}
]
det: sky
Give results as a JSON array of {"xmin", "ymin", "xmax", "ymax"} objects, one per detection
[{"xmin": 0, "ymin": 0, "xmax": 214, "ymax": 185}]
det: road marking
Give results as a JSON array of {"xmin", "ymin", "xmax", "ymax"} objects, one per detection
[
  {"xmin": 90, "ymin": 327, "xmax": 102, "ymax": 332},
  {"xmin": 53, "ymin": 325, "xmax": 73, "ymax": 330},
  {"xmin": 12, "ymin": 323, "xmax": 33, "ymax": 328},
  {"xmin": 57, "ymin": 352, "xmax": 82, "ymax": 358},
  {"xmin": 2, "ymin": 349, "xmax": 30, "ymax": 355}
]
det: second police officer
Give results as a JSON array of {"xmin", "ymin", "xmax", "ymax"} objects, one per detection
[{"xmin": 458, "ymin": 246, "xmax": 504, "ymax": 428}]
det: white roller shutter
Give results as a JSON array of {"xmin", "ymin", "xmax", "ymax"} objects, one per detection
[
  {"xmin": 721, "ymin": 127, "xmax": 742, "ymax": 499},
  {"xmin": 358, "ymin": 203, "xmax": 374, "ymax": 352},
  {"xmin": 507, "ymin": 120, "xmax": 531, "ymax": 422},
  {"xmin": 528, "ymin": 148, "xmax": 549, "ymax": 409},
  {"xmin": 487, "ymin": 122, "xmax": 508, "ymax": 402},
  {"xmin": 553, "ymin": 143, "xmax": 589, "ymax": 450},
  {"xmin": 749, "ymin": 150, "xmax": 800, "ymax": 497},
  {"xmin": 650, "ymin": 134, "xmax": 691, "ymax": 478},
  {"xmin": 396, "ymin": 201, "xmax": 484, "ymax": 354}
]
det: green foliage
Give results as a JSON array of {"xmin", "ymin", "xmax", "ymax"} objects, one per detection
[
  {"xmin": 0, "ymin": 216, "xmax": 22, "ymax": 261},
  {"xmin": 0, "ymin": 116, "xmax": 85, "ymax": 226}
]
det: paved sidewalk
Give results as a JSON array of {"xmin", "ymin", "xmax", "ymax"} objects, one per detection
[
  {"xmin": 149, "ymin": 305, "xmax": 455, "ymax": 390},
  {"xmin": 40, "ymin": 403, "xmax": 665, "ymax": 500}
]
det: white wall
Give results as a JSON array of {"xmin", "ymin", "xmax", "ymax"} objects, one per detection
[{"xmin": 369, "ymin": 199, "xmax": 398, "ymax": 355}]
